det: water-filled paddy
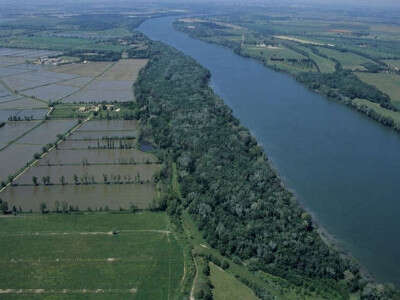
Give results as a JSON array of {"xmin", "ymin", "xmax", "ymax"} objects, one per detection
[
  {"xmin": 68, "ymin": 130, "xmax": 136, "ymax": 140},
  {"xmin": 17, "ymin": 119, "xmax": 77, "ymax": 144},
  {"xmin": 16, "ymin": 164, "xmax": 161, "ymax": 185},
  {"xmin": 0, "ymin": 144, "xmax": 42, "ymax": 183},
  {"xmin": 23, "ymin": 84, "xmax": 79, "ymax": 101},
  {"xmin": 0, "ymin": 97, "xmax": 47, "ymax": 109},
  {"xmin": 40, "ymin": 148, "xmax": 158, "ymax": 165},
  {"xmin": 0, "ymin": 120, "xmax": 41, "ymax": 148},
  {"xmin": 78, "ymin": 120, "xmax": 138, "ymax": 131},
  {"xmin": 1, "ymin": 183, "xmax": 157, "ymax": 211},
  {"xmin": 0, "ymin": 109, "xmax": 47, "ymax": 122}
]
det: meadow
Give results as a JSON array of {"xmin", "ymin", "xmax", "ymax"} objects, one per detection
[{"xmin": 0, "ymin": 212, "xmax": 184, "ymax": 299}]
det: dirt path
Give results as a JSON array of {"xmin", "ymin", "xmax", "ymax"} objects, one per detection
[
  {"xmin": 190, "ymin": 254, "xmax": 198, "ymax": 300},
  {"xmin": 0, "ymin": 288, "xmax": 137, "ymax": 295},
  {"xmin": 0, "ymin": 229, "xmax": 171, "ymax": 237}
]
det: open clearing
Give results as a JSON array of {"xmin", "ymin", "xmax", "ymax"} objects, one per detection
[
  {"xmin": 316, "ymin": 47, "xmax": 376, "ymax": 70},
  {"xmin": 355, "ymin": 72, "xmax": 400, "ymax": 105},
  {"xmin": 209, "ymin": 263, "xmax": 258, "ymax": 300},
  {"xmin": 0, "ymin": 213, "xmax": 184, "ymax": 299}
]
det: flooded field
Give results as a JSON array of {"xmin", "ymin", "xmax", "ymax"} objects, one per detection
[
  {"xmin": 0, "ymin": 144, "xmax": 42, "ymax": 183},
  {"xmin": 68, "ymin": 130, "xmax": 136, "ymax": 140},
  {"xmin": 1, "ymin": 183, "xmax": 157, "ymax": 211},
  {"xmin": 40, "ymin": 148, "xmax": 158, "ymax": 165},
  {"xmin": 0, "ymin": 121, "xmax": 41, "ymax": 148},
  {"xmin": 23, "ymin": 84, "xmax": 79, "ymax": 101},
  {"xmin": 0, "ymin": 49, "xmax": 146, "ymax": 105},
  {"xmin": 0, "ymin": 109, "xmax": 47, "ymax": 121},
  {"xmin": 17, "ymin": 119, "xmax": 76, "ymax": 144},
  {"xmin": 0, "ymin": 98, "xmax": 47, "ymax": 109},
  {"xmin": 0, "ymin": 119, "xmax": 76, "ymax": 183},
  {"xmin": 16, "ymin": 164, "xmax": 161, "ymax": 185},
  {"xmin": 78, "ymin": 120, "xmax": 138, "ymax": 131}
]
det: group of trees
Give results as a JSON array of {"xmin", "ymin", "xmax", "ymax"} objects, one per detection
[{"xmin": 135, "ymin": 42, "xmax": 363, "ymax": 294}]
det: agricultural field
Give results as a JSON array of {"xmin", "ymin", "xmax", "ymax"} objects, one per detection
[
  {"xmin": 0, "ymin": 119, "xmax": 77, "ymax": 184},
  {"xmin": 355, "ymin": 72, "xmax": 400, "ymax": 106},
  {"xmin": 0, "ymin": 48, "xmax": 147, "ymax": 105},
  {"xmin": 0, "ymin": 119, "xmax": 161, "ymax": 212},
  {"xmin": 0, "ymin": 212, "xmax": 184, "ymax": 299},
  {"xmin": 316, "ymin": 47, "xmax": 376, "ymax": 71},
  {"xmin": 209, "ymin": 263, "xmax": 258, "ymax": 300}
]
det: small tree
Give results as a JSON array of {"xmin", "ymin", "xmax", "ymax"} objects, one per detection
[
  {"xmin": 40, "ymin": 202, "xmax": 48, "ymax": 214},
  {"xmin": 0, "ymin": 200, "xmax": 9, "ymax": 214},
  {"xmin": 73, "ymin": 174, "xmax": 79, "ymax": 185},
  {"xmin": 60, "ymin": 176, "xmax": 66, "ymax": 185},
  {"xmin": 32, "ymin": 176, "xmax": 38, "ymax": 186}
]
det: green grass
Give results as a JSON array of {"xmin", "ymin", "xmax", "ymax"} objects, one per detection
[
  {"xmin": 353, "ymin": 98, "xmax": 400, "ymax": 125},
  {"xmin": 242, "ymin": 45, "xmax": 317, "ymax": 74},
  {"xmin": 355, "ymin": 72, "xmax": 400, "ymax": 105},
  {"xmin": 317, "ymin": 47, "xmax": 375, "ymax": 70},
  {"xmin": 297, "ymin": 46, "xmax": 336, "ymax": 73},
  {"xmin": 0, "ymin": 212, "xmax": 184, "ymax": 300},
  {"xmin": 50, "ymin": 104, "xmax": 91, "ymax": 119},
  {"xmin": 0, "ymin": 35, "xmax": 124, "ymax": 52},
  {"xmin": 209, "ymin": 262, "xmax": 259, "ymax": 300}
]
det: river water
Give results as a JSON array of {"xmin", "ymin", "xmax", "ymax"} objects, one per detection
[{"xmin": 138, "ymin": 17, "xmax": 400, "ymax": 285}]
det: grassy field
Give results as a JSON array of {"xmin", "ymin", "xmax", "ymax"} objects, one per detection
[
  {"xmin": 209, "ymin": 263, "xmax": 258, "ymax": 300},
  {"xmin": 316, "ymin": 47, "xmax": 375, "ymax": 70},
  {"xmin": 355, "ymin": 72, "xmax": 400, "ymax": 106},
  {"xmin": 0, "ymin": 36, "xmax": 124, "ymax": 52},
  {"xmin": 242, "ymin": 45, "xmax": 317, "ymax": 73},
  {"xmin": 296, "ymin": 46, "xmax": 336, "ymax": 73},
  {"xmin": 353, "ymin": 98, "xmax": 400, "ymax": 125},
  {"xmin": 0, "ymin": 212, "xmax": 184, "ymax": 299}
]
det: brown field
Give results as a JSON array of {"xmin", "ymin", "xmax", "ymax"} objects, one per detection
[
  {"xmin": 40, "ymin": 148, "xmax": 158, "ymax": 165},
  {"xmin": 15, "ymin": 164, "xmax": 161, "ymax": 185},
  {"xmin": 49, "ymin": 62, "xmax": 111, "ymax": 77},
  {"xmin": 0, "ymin": 183, "xmax": 157, "ymax": 211},
  {"xmin": 98, "ymin": 59, "xmax": 148, "ymax": 81}
]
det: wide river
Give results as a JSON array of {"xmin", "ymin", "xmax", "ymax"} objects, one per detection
[{"xmin": 138, "ymin": 17, "xmax": 400, "ymax": 285}]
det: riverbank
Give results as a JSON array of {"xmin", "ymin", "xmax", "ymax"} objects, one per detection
[{"xmin": 173, "ymin": 19, "xmax": 400, "ymax": 135}]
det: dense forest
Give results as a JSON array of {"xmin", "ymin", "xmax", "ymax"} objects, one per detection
[{"xmin": 134, "ymin": 41, "xmax": 400, "ymax": 299}]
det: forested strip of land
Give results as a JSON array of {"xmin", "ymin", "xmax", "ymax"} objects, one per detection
[{"xmin": 134, "ymin": 41, "xmax": 373, "ymax": 298}]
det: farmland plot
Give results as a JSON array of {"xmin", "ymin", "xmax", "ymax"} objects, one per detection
[
  {"xmin": 15, "ymin": 164, "xmax": 161, "ymax": 185},
  {"xmin": 0, "ymin": 120, "xmax": 41, "ymax": 148},
  {"xmin": 1, "ymin": 183, "xmax": 157, "ymax": 211},
  {"xmin": 0, "ymin": 97, "xmax": 47, "ymax": 109},
  {"xmin": 23, "ymin": 84, "xmax": 80, "ymax": 101},
  {"xmin": 78, "ymin": 120, "xmax": 138, "ymax": 131},
  {"xmin": 0, "ymin": 108, "xmax": 47, "ymax": 121},
  {"xmin": 0, "ymin": 213, "xmax": 184, "ymax": 299},
  {"xmin": 40, "ymin": 148, "xmax": 158, "ymax": 165}
]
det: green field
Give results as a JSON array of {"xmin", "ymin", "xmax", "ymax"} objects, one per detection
[
  {"xmin": 296, "ymin": 46, "xmax": 336, "ymax": 73},
  {"xmin": 353, "ymin": 98, "xmax": 400, "ymax": 125},
  {"xmin": 355, "ymin": 72, "xmax": 400, "ymax": 106},
  {"xmin": 317, "ymin": 47, "xmax": 376, "ymax": 70},
  {"xmin": 0, "ymin": 212, "xmax": 184, "ymax": 299},
  {"xmin": 209, "ymin": 263, "xmax": 258, "ymax": 300},
  {"xmin": 0, "ymin": 36, "xmax": 124, "ymax": 52}
]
